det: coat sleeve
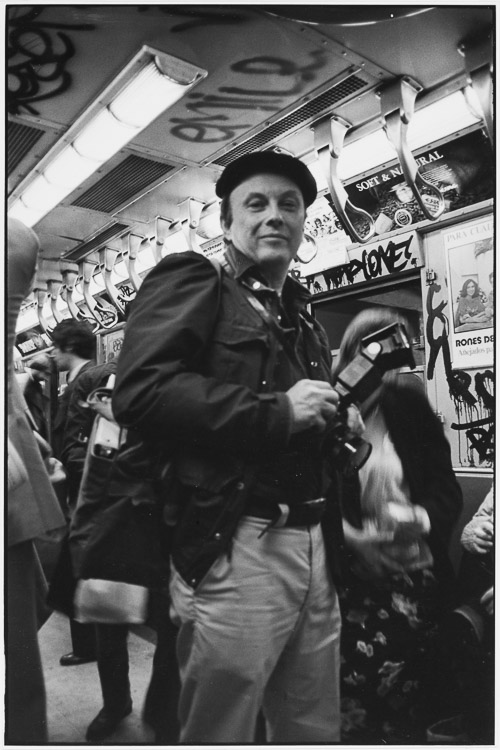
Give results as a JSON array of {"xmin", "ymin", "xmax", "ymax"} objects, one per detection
[
  {"xmin": 61, "ymin": 365, "xmax": 114, "ymax": 479},
  {"xmin": 60, "ymin": 374, "xmax": 95, "ymax": 479},
  {"xmin": 112, "ymin": 252, "xmax": 292, "ymax": 457}
]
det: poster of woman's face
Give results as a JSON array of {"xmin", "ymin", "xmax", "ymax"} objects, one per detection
[
  {"xmin": 453, "ymin": 275, "xmax": 492, "ymax": 333},
  {"xmin": 445, "ymin": 220, "xmax": 493, "ymax": 369}
]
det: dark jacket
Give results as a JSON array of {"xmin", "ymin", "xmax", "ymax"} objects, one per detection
[
  {"xmin": 113, "ymin": 249, "xmax": 345, "ymax": 588},
  {"xmin": 52, "ymin": 360, "xmax": 96, "ymax": 466},
  {"xmin": 52, "ymin": 359, "xmax": 116, "ymax": 511},
  {"xmin": 341, "ymin": 382, "xmax": 463, "ymax": 596},
  {"xmin": 60, "ymin": 361, "xmax": 116, "ymax": 475},
  {"xmin": 23, "ymin": 376, "xmax": 49, "ymax": 440},
  {"xmin": 67, "ymin": 361, "xmax": 118, "ymax": 573}
]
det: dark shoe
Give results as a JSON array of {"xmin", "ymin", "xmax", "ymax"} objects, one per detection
[
  {"xmin": 59, "ymin": 652, "xmax": 96, "ymax": 666},
  {"xmin": 86, "ymin": 701, "xmax": 133, "ymax": 742}
]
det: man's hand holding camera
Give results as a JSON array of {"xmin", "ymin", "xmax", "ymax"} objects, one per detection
[
  {"xmin": 286, "ymin": 379, "xmax": 365, "ymax": 437},
  {"xmin": 287, "ymin": 379, "xmax": 339, "ymax": 433}
]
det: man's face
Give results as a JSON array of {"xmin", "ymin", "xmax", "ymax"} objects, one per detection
[
  {"xmin": 51, "ymin": 344, "xmax": 71, "ymax": 371},
  {"xmin": 222, "ymin": 173, "xmax": 306, "ymax": 268}
]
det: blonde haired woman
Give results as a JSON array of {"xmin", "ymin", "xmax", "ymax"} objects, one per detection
[{"xmin": 334, "ymin": 308, "xmax": 462, "ymax": 743}]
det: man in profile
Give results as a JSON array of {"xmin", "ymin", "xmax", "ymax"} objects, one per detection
[{"xmin": 50, "ymin": 318, "xmax": 97, "ymax": 666}]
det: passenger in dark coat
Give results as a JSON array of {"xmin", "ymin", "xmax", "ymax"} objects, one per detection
[{"xmin": 49, "ymin": 319, "xmax": 98, "ymax": 666}]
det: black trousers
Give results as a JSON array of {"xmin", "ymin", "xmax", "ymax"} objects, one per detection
[
  {"xmin": 95, "ymin": 624, "xmax": 131, "ymax": 715},
  {"xmin": 143, "ymin": 592, "xmax": 181, "ymax": 742},
  {"xmin": 94, "ymin": 591, "xmax": 181, "ymax": 742},
  {"xmin": 70, "ymin": 618, "xmax": 97, "ymax": 659}
]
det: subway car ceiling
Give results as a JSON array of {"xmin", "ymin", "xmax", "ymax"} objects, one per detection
[{"xmin": 8, "ymin": 5, "xmax": 493, "ymax": 335}]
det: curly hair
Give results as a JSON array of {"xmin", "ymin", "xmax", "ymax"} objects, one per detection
[{"xmin": 50, "ymin": 319, "xmax": 95, "ymax": 359}]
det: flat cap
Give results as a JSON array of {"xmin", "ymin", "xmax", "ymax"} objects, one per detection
[{"xmin": 215, "ymin": 151, "xmax": 317, "ymax": 207}]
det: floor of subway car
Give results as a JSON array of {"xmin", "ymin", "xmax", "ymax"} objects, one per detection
[{"xmin": 39, "ymin": 612, "xmax": 156, "ymax": 744}]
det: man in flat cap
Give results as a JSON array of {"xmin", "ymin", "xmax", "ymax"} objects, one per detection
[{"xmin": 113, "ymin": 152, "xmax": 358, "ymax": 742}]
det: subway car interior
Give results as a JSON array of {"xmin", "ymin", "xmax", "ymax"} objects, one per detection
[{"xmin": 7, "ymin": 4, "xmax": 494, "ymax": 746}]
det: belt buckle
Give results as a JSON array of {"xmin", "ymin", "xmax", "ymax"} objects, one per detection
[
  {"xmin": 257, "ymin": 503, "xmax": 289, "ymax": 538},
  {"xmin": 304, "ymin": 497, "xmax": 325, "ymax": 509},
  {"xmin": 274, "ymin": 503, "xmax": 290, "ymax": 528}
]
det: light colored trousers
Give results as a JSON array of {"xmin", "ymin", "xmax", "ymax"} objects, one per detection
[{"xmin": 169, "ymin": 516, "xmax": 341, "ymax": 743}]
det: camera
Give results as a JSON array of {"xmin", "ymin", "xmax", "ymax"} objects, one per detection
[
  {"xmin": 328, "ymin": 322, "xmax": 416, "ymax": 472},
  {"xmin": 91, "ymin": 416, "xmax": 124, "ymax": 459}
]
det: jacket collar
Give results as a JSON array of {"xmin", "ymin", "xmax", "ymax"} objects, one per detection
[{"xmin": 224, "ymin": 242, "xmax": 312, "ymax": 313}]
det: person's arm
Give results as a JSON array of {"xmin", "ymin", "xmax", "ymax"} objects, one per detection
[
  {"xmin": 455, "ymin": 298, "xmax": 468, "ymax": 324},
  {"xmin": 342, "ymin": 518, "xmax": 401, "ymax": 576},
  {"xmin": 113, "ymin": 252, "xmax": 293, "ymax": 457},
  {"xmin": 60, "ymin": 371, "xmax": 97, "ymax": 479},
  {"xmin": 461, "ymin": 487, "xmax": 494, "ymax": 554}
]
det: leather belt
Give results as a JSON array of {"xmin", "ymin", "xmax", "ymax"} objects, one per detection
[{"xmin": 245, "ymin": 497, "xmax": 326, "ymax": 535}]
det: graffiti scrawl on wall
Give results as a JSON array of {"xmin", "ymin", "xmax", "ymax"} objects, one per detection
[
  {"xmin": 305, "ymin": 231, "xmax": 423, "ymax": 295},
  {"xmin": 426, "ymin": 281, "xmax": 494, "ymax": 467}
]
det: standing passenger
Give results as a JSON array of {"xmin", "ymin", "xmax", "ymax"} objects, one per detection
[
  {"xmin": 50, "ymin": 319, "xmax": 98, "ymax": 666},
  {"xmin": 333, "ymin": 309, "xmax": 463, "ymax": 743},
  {"xmin": 6, "ymin": 218, "xmax": 66, "ymax": 742},
  {"xmin": 113, "ymin": 152, "xmax": 360, "ymax": 743}
]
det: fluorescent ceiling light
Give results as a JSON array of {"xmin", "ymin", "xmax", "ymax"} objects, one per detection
[
  {"xmin": 306, "ymin": 90, "xmax": 482, "ymax": 185},
  {"xmin": 21, "ymin": 175, "xmax": 68, "ymax": 211},
  {"xmin": 44, "ymin": 146, "xmax": 100, "ymax": 189},
  {"xmin": 111, "ymin": 59, "xmax": 194, "ymax": 127},
  {"xmin": 73, "ymin": 108, "xmax": 138, "ymax": 162},
  {"xmin": 9, "ymin": 47, "xmax": 207, "ymax": 227},
  {"xmin": 9, "ymin": 201, "xmax": 47, "ymax": 227}
]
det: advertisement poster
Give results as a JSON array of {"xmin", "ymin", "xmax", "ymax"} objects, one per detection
[
  {"xmin": 99, "ymin": 327, "xmax": 125, "ymax": 363},
  {"xmin": 201, "ymin": 236, "xmax": 225, "ymax": 261},
  {"xmin": 15, "ymin": 326, "xmax": 52, "ymax": 357},
  {"xmin": 344, "ymin": 130, "xmax": 494, "ymax": 236},
  {"xmin": 444, "ymin": 218, "xmax": 494, "ymax": 368},
  {"xmin": 297, "ymin": 196, "xmax": 349, "ymax": 276}
]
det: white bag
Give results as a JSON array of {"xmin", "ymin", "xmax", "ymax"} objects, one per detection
[{"xmin": 74, "ymin": 578, "xmax": 149, "ymax": 624}]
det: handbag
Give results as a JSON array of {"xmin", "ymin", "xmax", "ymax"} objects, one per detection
[
  {"xmin": 61, "ymin": 367, "xmax": 171, "ymax": 623},
  {"xmin": 72, "ymin": 257, "xmax": 224, "ymax": 622},
  {"xmin": 74, "ymin": 578, "xmax": 149, "ymax": 624},
  {"xmin": 72, "ymin": 428, "xmax": 174, "ymax": 624},
  {"xmin": 78, "ymin": 492, "xmax": 171, "ymax": 589}
]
